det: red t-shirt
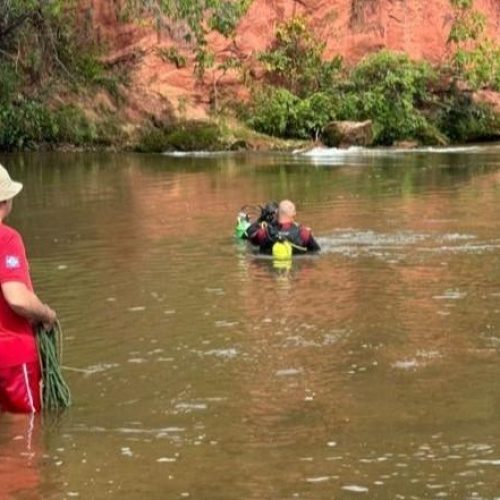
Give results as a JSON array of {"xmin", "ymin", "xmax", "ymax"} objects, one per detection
[{"xmin": 0, "ymin": 223, "xmax": 37, "ymax": 366}]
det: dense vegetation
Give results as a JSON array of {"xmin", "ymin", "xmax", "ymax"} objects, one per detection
[
  {"xmin": 244, "ymin": 13, "xmax": 499, "ymax": 146},
  {"xmin": 0, "ymin": 0, "xmax": 498, "ymax": 152},
  {"xmin": 0, "ymin": 0, "xmax": 128, "ymax": 150}
]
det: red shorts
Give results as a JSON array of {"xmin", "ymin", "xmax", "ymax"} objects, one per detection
[{"xmin": 0, "ymin": 362, "xmax": 41, "ymax": 413}]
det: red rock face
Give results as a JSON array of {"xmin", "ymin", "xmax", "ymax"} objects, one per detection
[
  {"xmin": 232, "ymin": 0, "xmax": 499, "ymax": 63},
  {"xmin": 82, "ymin": 0, "xmax": 500, "ymax": 121}
]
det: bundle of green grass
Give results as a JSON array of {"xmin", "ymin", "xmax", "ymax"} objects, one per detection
[{"xmin": 36, "ymin": 322, "xmax": 72, "ymax": 411}]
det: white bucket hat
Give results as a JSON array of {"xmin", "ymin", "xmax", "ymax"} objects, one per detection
[{"xmin": 0, "ymin": 164, "xmax": 23, "ymax": 202}]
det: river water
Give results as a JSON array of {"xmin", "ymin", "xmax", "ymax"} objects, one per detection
[{"xmin": 0, "ymin": 146, "xmax": 499, "ymax": 499}]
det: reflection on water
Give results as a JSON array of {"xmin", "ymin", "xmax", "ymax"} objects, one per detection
[
  {"xmin": 0, "ymin": 414, "xmax": 42, "ymax": 498},
  {"xmin": 0, "ymin": 146, "xmax": 499, "ymax": 498}
]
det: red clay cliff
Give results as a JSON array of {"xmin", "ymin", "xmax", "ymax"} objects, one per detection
[{"xmin": 79, "ymin": 0, "xmax": 500, "ymax": 122}]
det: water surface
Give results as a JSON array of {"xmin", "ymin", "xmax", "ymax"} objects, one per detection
[{"xmin": 1, "ymin": 145, "xmax": 499, "ymax": 499}]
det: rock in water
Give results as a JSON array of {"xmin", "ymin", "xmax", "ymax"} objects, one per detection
[{"xmin": 322, "ymin": 120, "xmax": 374, "ymax": 148}]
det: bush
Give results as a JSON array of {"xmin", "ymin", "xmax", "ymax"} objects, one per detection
[
  {"xmin": 248, "ymin": 87, "xmax": 339, "ymax": 140},
  {"xmin": 447, "ymin": 0, "xmax": 499, "ymax": 90},
  {"xmin": 0, "ymin": 100, "xmax": 53, "ymax": 150},
  {"xmin": 258, "ymin": 16, "xmax": 342, "ymax": 97},
  {"xmin": 346, "ymin": 51, "xmax": 436, "ymax": 144},
  {"xmin": 0, "ymin": 100, "xmax": 102, "ymax": 151},
  {"xmin": 288, "ymin": 92, "xmax": 338, "ymax": 139},
  {"xmin": 209, "ymin": 0, "xmax": 251, "ymax": 37},
  {"xmin": 0, "ymin": 64, "xmax": 20, "ymax": 106},
  {"xmin": 52, "ymin": 105, "xmax": 97, "ymax": 145},
  {"xmin": 136, "ymin": 121, "xmax": 222, "ymax": 152},
  {"xmin": 438, "ymin": 91, "xmax": 499, "ymax": 142},
  {"xmin": 136, "ymin": 128, "xmax": 169, "ymax": 153},
  {"xmin": 453, "ymin": 41, "xmax": 500, "ymax": 90},
  {"xmin": 95, "ymin": 117, "xmax": 126, "ymax": 146},
  {"xmin": 245, "ymin": 49, "xmax": 499, "ymax": 145},
  {"xmin": 246, "ymin": 50, "xmax": 445, "ymax": 144},
  {"xmin": 165, "ymin": 121, "xmax": 221, "ymax": 151},
  {"xmin": 248, "ymin": 87, "xmax": 301, "ymax": 137},
  {"xmin": 157, "ymin": 47, "xmax": 187, "ymax": 69}
]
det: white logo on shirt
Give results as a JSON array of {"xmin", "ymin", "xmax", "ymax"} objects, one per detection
[{"xmin": 5, "ymin": 255, "xmax": 20, "ymax": 269}]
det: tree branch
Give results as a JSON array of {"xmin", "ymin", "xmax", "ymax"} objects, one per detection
[{"xmin": 0, "ymin": 13, "xmax": 33, "ymax": 47}]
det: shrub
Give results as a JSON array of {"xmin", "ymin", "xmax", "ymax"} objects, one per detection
[
  {"xmin": 165, "ymin": 121, "xmax": 221, "ymax": 151},
  {"xmin": 248, "ymin": 86, "xmax": 339, "ymax": 140},
  {"xmin": 453, "ymin": 41, "xmax": 500, "ymax": 90},
  {"xmin": 246, "ymin": 50, "xmax": 445, "ymax": 144},
  {"xmin": 346, "ymin": 51, "xmax": 436, "ymax": 144},
  {"xmin": 248, "ymin": 87, "xmax": 301, "ymax": 137},
  {"xmin": 438, "ymin": 91, "xmax": 499, "ymax": 142},
  {"xmin": 136, "ymin": 121, "xmax": 222, "ymax": 152},
  {"xmin": 157, "ymin": 47, "xmax": 187, "ymax": 69},
  {"xmin": 0, "ymin": 64, "xmax": 20, "ymax": 106},
  {"xmin": 194, "ymin": 47, "xmax": 215, "ymax": 80},
  {"xmin": 448, "ymin": 10, "xmax": 486, "ymax": 44},
  {"xmin": 288, "ymin": 92, "xmax": 338, "ymax": 139},
  {"xmin": 209, "ymin": 0, "xmax": 251, "ymax": 36},
  {"xmin": 447, "ymin": 0, "xmax": 499, "ymax": 90},
  {"xmin": 0, "ymin": 100, "xmax": 53, "ymax": 150},
  {"xmin": 0, "ymin": 100, "xmax": 101, "ymax": 151},
  {"xmin": 52, "ymin": 105, "xmax": 97, "ymax": 145},
  {"xmin": 95, "ymin": 117, "xmax": 126, "ymax": 146},
  {"xmin": 258, "ymin": 16, "xmax": 342, "ymax": 97},
  {"xmin": 136, "ymin": 127, "xmax": 169, "ymax": 153}
]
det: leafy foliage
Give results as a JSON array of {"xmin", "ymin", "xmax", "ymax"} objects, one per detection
[
  {"xmin": 250, "ymin": 20, "xmax": 450, "ymax": 145},
  {"xmin": 248, "ymin": 87, "xmax": 301, "ymax": 137},
  {"xmin": 209, "ymin": 0, "xmax": 252, "ymax": 36},
  {"xmin": 0, "ymin": 0, "xmax": 124, "ymax": 95},
  {"xmin": 248, "ymin": 49, "xmax": 439, "ymax": 145},
  {"xmin": 136, "ymin": 120, "xmax": 222, "ymax": 152},
  {"xmin": 0, "ymin": 0, "xmax": 82, "ymax": 80},
  {"xmin": 453, "ymin": 41, "xmax": 500, "ymax": 90},
  {"xmin": 258, "ymin": 16, "xmax": 342, "ymax": 97},
  {"xmin": 125, "ymin": 0, "xmax": 250, "ymax": 43},
  {"xmin": 450, "ymin": 0, "xmax": 473, "ymax": 8},
  {"xmin": 345, "ymin": 51, "xmax": 435, "ymax": 144},
  {"xmin": 0, "ymin": 63, "xmax": 20, "ymax": 106},
  {"xmin": 157, "ymin": 47, "xmax": 187, "ymax": 68},
  {"xmin": 194, "ymin": 46, "xmax": 215, "ymax": 79},
  {"xmin": 448, "ymin": 10, "xmax": 486, "ymax": 43},
  {"xmin": 248, "ymin": 87, "xmax": 337, "ymax": 139},
  {"xmin": 0, "ymin": 99, "xmax": 99, "ymax": 151},
  {"xmin": 447, "ymin": 0, "xmax": 499, "ymax": 90},
  {"xmin": 438, "ymin": 90, "xmax": 499, "ymax": 142},
  {"xmin": 125, "ymin": 1, "xmax": 250, "ymax": 81}
]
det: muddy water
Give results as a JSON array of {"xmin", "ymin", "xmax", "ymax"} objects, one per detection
[{"xmin": 0, "ymin": 146, "xmax": 499, "ymax": 499}]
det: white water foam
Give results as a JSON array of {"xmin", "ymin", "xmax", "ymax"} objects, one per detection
[
  {"xmin": 316, "ymin": 229, "xmax": 499, "ymax": 260},
  {"xmin": 163, "ymin": 151, "xmax": 230, "ymax": 157},
  {"xmin": 300, "ymin": 144, "xmax": 499, "ymax": 157},
  {"xmin": 341, "ymin": 484, "xmax": 369, "ymax": 493}
]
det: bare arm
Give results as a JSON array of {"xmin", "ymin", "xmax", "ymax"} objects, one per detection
[{"xmin": 1, "ymin": 281, "xmax": 57, "ymax": 328}]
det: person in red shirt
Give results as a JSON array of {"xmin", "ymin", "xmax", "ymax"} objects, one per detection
[
  {"xmin": 246, "ymin": 199, "xmax": 320, "ymax": 255},
  {"xmin": 0, "ymin": 164, "xmax": 57, "ymax": 413}
]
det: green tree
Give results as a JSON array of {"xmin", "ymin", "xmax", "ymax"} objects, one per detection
[
  {"xmin": 0, "ymin": 0, "xmax": 80, "ymax": 82},
  {"xmin": 247, "ymin": 87, "xmax": 337, "ymax": 139},
  {"xmin": 124, "ymin": 0, "xmax": 251, "ymax": 44},
  {"xmin": 447, "ymin": 0, "xmax": 499, "ymax": 90},
  {"xmin": 345, "ymin": 51, "xmax": 436, "ymax": 144},
  {"xmin": 258, "ymin": 16, "xmax": 341, "ymax": 97}
]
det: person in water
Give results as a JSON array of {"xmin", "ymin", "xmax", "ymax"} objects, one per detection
[
  {"xmin": 246, "ymin": 199, "xmax": 320, "ymax": 256},
  {"xmin": 0, "ymin": 164, "xmax": 57, "ymax": 413}
]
